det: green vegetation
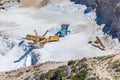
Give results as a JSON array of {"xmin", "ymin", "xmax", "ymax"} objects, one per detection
[
  {"xmin": 112, "ymin": 61, "xmax": 120, "ymax": 69},
  {"xmin": 109, "ymin": 60, "xmax": 120, "ymax": 74},
  {"xmin": 5, "ymin": 56, "xmax": 99, "ymax": 80},
  {"xmin": 87, "ymin": 76, "xmax": 100, "ymax": 80},
  {"xmin": 50, "ymin": 69, "xmax": 66, "ymax": 80},
  {"xmin": 39, "ymin": 65, "xmax": 68, "ymax": 80},
  {"xmin": 79, "ymin": 57, "xmax": 87, "ymax": 63},
  {"xmin": 115, "ymin": 68, "xmax": 120, "ymax": 72},
  {"xmin": 93, "ymin": 55, "xmax": 115, "ymax": 61},
  {"xmin": 71, "ymin": 70, "xmax": 88, "ymax": 80},
  {"xmin": 80, "ymin": 63, "xmax": 88, "ymax": 69},
  {"xmin": 24, "ymin": 55, "xmax": 117, "ymax": 80},
  {"xmin": 68, "ymin": 60, "xmax": 76, "ymax": 66},
  {"xmin": 58, "ymin": 65, "xmax": 68, "ymax": 70},
  {"xmin": 24, "ymin": 77, "xmax": 29, "ymax": 80},
  {"xmin": 34, "ymin": 72, "xmax": 42, "ymax": 80},
  {"xmin": 71, "ymin": 66, "xmax": 77, "ymax": 73},
  {"xmin": 115, "ymin": 76, "xmax": 120, "ymax": 80}
]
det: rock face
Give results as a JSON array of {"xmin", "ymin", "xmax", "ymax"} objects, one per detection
[
  {"xmin": 19, "ymin": 0, "xmax": 50, "ymax": 8},
  {"xmin": 19, "ymin": 0, "xmax": 68, "ymax": 8},
  {"xmin": 71, "ymin": 0, "xmax": 120, "ymax": 39}
]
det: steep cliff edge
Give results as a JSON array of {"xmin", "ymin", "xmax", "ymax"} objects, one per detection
[{"xmin": 71, "ymin": 0, "xmax": 120, "ymax": 39}]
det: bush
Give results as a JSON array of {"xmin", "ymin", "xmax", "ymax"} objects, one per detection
[
  {"xmin": 80, "ymin": 63, "xmax": 88, "ymax": 69},
  {"xmin": 40, "ymin": 66, "xmax": 67, "ymax": 80},
  {"xmin": 24, "ymin": 77, "xmax": 29, "ymax": 80},
  {"xmin": 71, "ymin": 70, "xmax": 88, "ymax": 80},
  {"xmin": 71, "ymin": 66, "xmax": 77, "ymax": 73},
  {"xmin": 115, "ymin": 76, "xmax": 120, "ymax": 80},
  {"xmin": 115, "ymin": 68, "xmax": 120, "ymax": 72},
  {"xmin": 80, "ymin": 57, "xmax": 87, "ymax": 63},
  {"xmin": 40, "ymin": 73, "xmax": 48, "ymax": 80},
  {"xmin": 40, "ymin": 70, "xmax": 54, "ymax": 80},
  {"xmin": 112, "ymin": 61, "xmax": 120, "ymax": 69},
  {"xmin": 58, "ymin": 65, "xmax": 67, "ymax": 70},
  {"xmin": 68, "ymin": 60, "xmax": 76, "ymax": 66},
  {"xmin": 50, "ymin": 70, "xmax": 66, "ymax": 80}
]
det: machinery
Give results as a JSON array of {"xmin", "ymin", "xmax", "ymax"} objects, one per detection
[
  {"xmin": 88, "ymin": 36, "xmax": 106, "ymax": 51},
  {"xmin": 55, "ymin": 24, "xmax": 70, "ymax": 37},
  {"xmin": 25, "ymin": 24, "xmax": 70, "ymax": 48},
  {"xmin": 25, "ymin": 30, "xmax": 59, "ymax": 48}
]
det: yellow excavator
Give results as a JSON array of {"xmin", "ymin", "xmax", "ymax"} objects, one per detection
[
  {"xmin": 25, "ymin": 24, "xmax": 70, "ymax": 48},
  {"xmin": 25, "ymin": 30, "xmax": 59, "ymax": 47},
  {"xmin": 88, "ymin": 36, "xmax": 106, "ymax": 51}
]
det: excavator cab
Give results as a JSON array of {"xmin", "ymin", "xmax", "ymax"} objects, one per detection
[{"xmin": 55, "ymin": 24, "xmax": 70, "ymax": 37}]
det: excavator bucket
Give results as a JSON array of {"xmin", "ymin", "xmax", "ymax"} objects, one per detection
[
  {"xmin": 96, "ymin": 36, "xmax": 106, "ymax": 51},
  {"xmin": 49, "ymin": 36, "xmax": 59, "ymax": 42},
  {"xmin": 88, "ymin": 36, "xmax": 106, "ymax": 51}
]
